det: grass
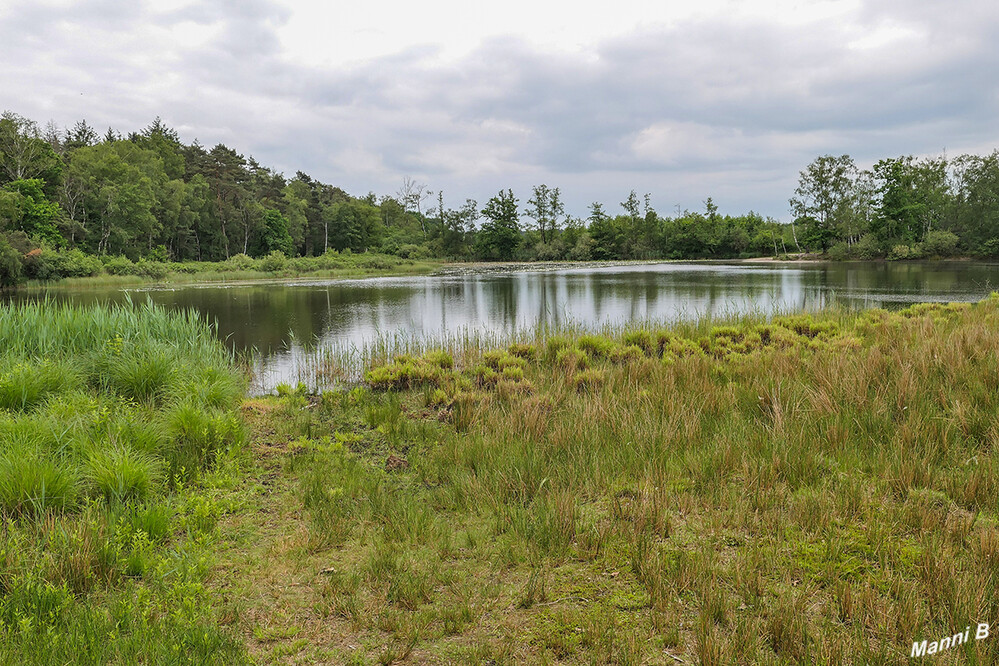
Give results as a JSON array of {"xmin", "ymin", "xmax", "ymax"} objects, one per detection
[
  {"xmin": 0, "ymin": 300, "xmax": 248, "ymax": 664},
  {"xmin": 205, "ymin": 296, "xmax": 999, "ymax": 664},
  {"xmin": 12, "ymin": 294, "xmax": 999, "ymax": 663},
  {"xmin": 26, "ymin": 252, "xmax": 442, "ymax": 289}
]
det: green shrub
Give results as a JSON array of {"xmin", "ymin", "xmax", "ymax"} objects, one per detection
[
  {"xmin": 396, "ymin": 244, "xmax": 431, "ymax": 260},
  {"xmin": 0, "ymin": 236, "xmax": 23, "ymax": 287},
  {"xmin": 103, "ymin": 255, "xmax": 137, "ymax": 275},
  {"xmin": 134, "ymin": 260, "xmax": 168, "ymax": 279},
  {"xmin": 27, "ymin": 248, "xmax": 105, "ymax": 279},
  {"xmin": 888, "ymin": 244, "xmax": 913, "ymax": 261},
  {"xmin": 260, "ymin": 250, "xmax": 287, "ymax": 272},
  {"xmin": 853, "ymin": 234, "xmax": 882, "ymax": 259},
  {"xmin": 922, "ymin": 230, "xmax": 959, "ymax": 258},
  {"xmin": 224, "ymin": 253, "xmax": 257, "ymax": 271},
  {"xmin": 827, "ymin": 241, "xmax": 851, "ymax": 261},
  {"xmin": 976, "ymin": 238, "xmax": 999, "ymax": 258}
]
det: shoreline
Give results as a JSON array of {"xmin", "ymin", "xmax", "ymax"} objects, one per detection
[{"xmin": 16, "ymin": 255, "xmax": 996, "ymax": 292}]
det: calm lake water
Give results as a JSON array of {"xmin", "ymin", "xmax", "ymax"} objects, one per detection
[{"xmin": 14, "ymin": 261, "xmax": 999, "ymax": 391}]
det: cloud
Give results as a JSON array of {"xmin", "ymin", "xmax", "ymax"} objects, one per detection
[{"xmin": 1, "ymin": 0, "xmax": 998, "ymax": 219}]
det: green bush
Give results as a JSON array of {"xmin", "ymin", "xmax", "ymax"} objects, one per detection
[
  {"xmin": 260, "ymin": 250, "xmax": 287, "ymax": 272},
  {"xmin": 853, "ymin": 234, "xmax": 882, "ymax": 259},
  {"xmin": 827, "ymin": 241, "xmax": 851, "ymax": 261},
  {"xmin": 103, "ymin": 255, "xmax": 136, "ymax": 275},
  {"xmin": 224, "ymin": 253, "xmax": 257, "ymax": 271},
  {"xmin": 888, "ymin": 244, "xmax": 912, "ymax": 261},
  {"xmin": 976, "ymin": 238, "xmax": 999, "ymax": 258},
  {"xmin": 922, "ymin": 230, "xmax": 959, "ymax": 258},
  {"xmin": 396, "ymin": 244, "xmax": 431, "ymax": 260},
  {"xmin": 134, "ymin": 260, "xmax": 168, "ymax": 279}
]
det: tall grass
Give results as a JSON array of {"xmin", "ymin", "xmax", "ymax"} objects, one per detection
[
  {"xmin": 0, "ymin": 300, "xmax": 247, "ymax": 663},
  {"xmin": 280, "ymin": 296, "xmax": 999, "ymax": 662}
]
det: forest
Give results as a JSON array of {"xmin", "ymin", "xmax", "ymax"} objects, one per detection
[{"xmin": 2, "ymin": 110, "xmax": 999, "ymax": 285}]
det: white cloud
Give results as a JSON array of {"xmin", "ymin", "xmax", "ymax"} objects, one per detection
[{"xmin": 1, "ymin": 0, "xmax": 998, "ymax": 220}]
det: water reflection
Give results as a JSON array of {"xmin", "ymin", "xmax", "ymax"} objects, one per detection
[{"xmin": 10, "ymin": 261, "xmax": 999, "ymax": 390}]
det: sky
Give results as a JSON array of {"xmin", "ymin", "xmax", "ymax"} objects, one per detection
[{"xmin": 2, "ymin": 0, "xmax": 998, "ymax": 221}]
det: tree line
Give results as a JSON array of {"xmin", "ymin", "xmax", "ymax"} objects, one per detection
[{"xmin": 2, "ymin": 109, "xmax": 999, "ymax": 285}]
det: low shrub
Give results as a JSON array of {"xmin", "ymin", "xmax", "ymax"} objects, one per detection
[
  {"xmin": 260, "ymin": 250, "xmax": 288, "ymax": 272},
  {"xmin": 224, "ymin": 253, "xmax": 257, "ymax": 271},
  {"xmin": 103, "ymin": 255, "xmax": 136, "ymax": 275},
  {"xmin": 922, "ymin": 230, "xmax": 959, "ymax": 258}
]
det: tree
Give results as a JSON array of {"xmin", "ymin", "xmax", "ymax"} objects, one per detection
[
  {"xmin": 204, "ymin": 144, "xmax": 250, "ymax": 258},
  {"xmin": 65, "ymin": 120, "xmax": 99, "ymax": 151},
  {"xmin": 789, "ymin": 155, "xmax": 857, "ymax": 252},
  {"xmin": 65, "ymin": 142, "xmax": 160, "ymax": 256},
  {"xmin": 397, "ymin": 176, "xmax": 432, "ymax": 238},
  {"xmin": 256, "ymin": 209, "xmax": 295, "ymax": 256},
  {"xmin": 621, "ymin": 190, "xmax": 641, "ymax": 222},
  {"xmin": 588, "ymin": 201, "xmax": 623, "ymax": 259},
  {"xmin": 1, "ymin": 179, "xmax": 63, "ymax": 245},
  {"xmin": 526, "ymin": 184, "xmax": 564, "ymax": 244},
  {"xmin": 0, "ymin": 234, "xmax": 22, "ymax": 287},
  {"xmin": 328, "ymin": 199, "xmax": 382, "ymax": 252},
  {"xmin": 439, "ymin": 198, "xmax": 477, "ymax": 258},
  {"xmin": 952, "ymin": 152, "xmax": 999, "ymax": 251},
  {"xmin": 868, "ymin": 156, "xmax": 950, "ymax": 245},
  {"xmin": 0, "ymin": 112, "xmax": 62, "ymax": 189},
  {"xmin": 477, "ymin": 189, "xmax": 520, "ymax": 260}
]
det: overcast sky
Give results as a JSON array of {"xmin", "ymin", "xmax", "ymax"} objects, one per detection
[{"xmin": 2, "ymin": 0, "xmax": 998, "ymax": 220}]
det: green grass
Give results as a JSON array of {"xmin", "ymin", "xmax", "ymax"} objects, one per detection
[
  {"xmin": 0, "ymin": 301, "xmax": 248, "ymax": 664},
  {"xmin": 25, "ymin": 252, "xmax": 442, "ymax": 288},
  {"xmin": 13, "ymin": 295, "xmax": 999, "ymax": 663},
  {"xmin": 219, "ymin": 296, "xmax": 999, "ymax": 664}
]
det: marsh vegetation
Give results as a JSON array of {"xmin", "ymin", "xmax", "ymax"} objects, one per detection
[
  {"xmin": 0, "ymin": 301, "xmax": 246, "ymax": 664},
  {"xmin": 5, "ymin": 295, "xmax": 999, "ymax": 663},
  {"xmin": 221, "ymin": 297, "xmax": 999, "ymax": 664}
]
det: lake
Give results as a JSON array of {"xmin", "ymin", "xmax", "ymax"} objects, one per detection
[{"xmin": 14, "ymin": 260, "xmax": 999, "ymax": 391}]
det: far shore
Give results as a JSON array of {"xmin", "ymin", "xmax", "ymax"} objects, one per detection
[{"xmin": 18, "ymin": 254, "xmax": 994, "ymax": 291}]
